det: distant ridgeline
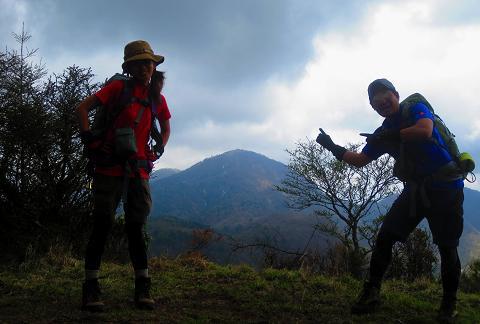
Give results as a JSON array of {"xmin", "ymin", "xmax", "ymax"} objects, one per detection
[{"xmin": 147, "ymin": 150, "xmax": 480, "ymax": 266}]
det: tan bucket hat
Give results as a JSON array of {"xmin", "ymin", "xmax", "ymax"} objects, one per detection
[{"xmin": 122, "ymin": 40, "xmax": 164, "ymax": 70}]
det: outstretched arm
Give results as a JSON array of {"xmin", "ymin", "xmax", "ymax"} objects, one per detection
[
  {"xmin": 343, "ymin": 151, "xmax": 372, "ymax": 168},
  {"xmin": 316, "ymin": 128, "xmax": 372, "ymax": 168}
]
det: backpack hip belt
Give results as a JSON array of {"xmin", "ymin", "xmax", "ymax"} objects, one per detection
[{"xmin": 429, "ymin": 161, "xmax": 463, "ymax": 183}]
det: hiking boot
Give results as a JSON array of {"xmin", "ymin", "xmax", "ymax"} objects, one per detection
[
  {"xmin": 437, "ymin": 297, "xmax": 458, "ymax": 323},
  {"xmin": 351, "ymin": 282, "xmax": 381, "ymax": 315},
  {"xmin": 82, "ymin": 279, "xmax": 104, "ymax": 312},
  {"xmin": 134, "ymin": 277, "xmax": 155, "ymax": 310}
]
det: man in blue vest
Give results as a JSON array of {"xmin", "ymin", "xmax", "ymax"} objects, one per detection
[{"xmin": 316, "ymin": 79, "xmax": 463, "ymax": 322}]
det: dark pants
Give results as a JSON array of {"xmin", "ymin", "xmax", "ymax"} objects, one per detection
[
  {"xmin": 85, "ymin": 174, "xmax": 152, "ymax": 271},
  {"xmin": 369, "ymin": 187, "xmax": 463, "ymax": 299}
]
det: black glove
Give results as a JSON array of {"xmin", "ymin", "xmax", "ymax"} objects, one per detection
[
  {"xmin": 375, "ymin": 128, "xmax": 400, "ymax": 141},
  {"xmin": 316, "ymin": 128, "xmax": 335, "ymax": 150},
  {"xmin": 316, "ymin": 128, "xmax": 347, "ymax": 161},
  {"xmin": 153, "ymin": 143, "xmax": 164, "ymax": 158}
]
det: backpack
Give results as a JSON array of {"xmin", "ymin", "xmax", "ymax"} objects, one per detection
[
  {"xmin": 396, "ymin": 93, "xmax": 475, "ymax": 181},
  {"xmin": 84, "ymin": 73, "xmax": 167, "ymax": 175},
  {"xmin": 400, "ymin": 94, "xmax": 460, "ymax": 160},
  {"xmin": 90, "ymin": 73, "xmax": 164, "ymax": 158}
]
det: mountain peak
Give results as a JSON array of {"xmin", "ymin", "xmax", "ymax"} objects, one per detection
[
  {"xmin": 220, "ymin": 148, "xmax": 252, "ymax": 156},
  {"xmin": 150, "ymin": 149, "xmax": 289, "ymax": 224},
  {"xmin": 201, "ymin": 149, "xmax": 283, "ymax": 166}
]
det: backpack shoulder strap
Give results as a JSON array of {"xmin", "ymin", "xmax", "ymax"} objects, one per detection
[
  {"xmin": 148, "ymin": 94, "xmax": 164, "ymax": 154},
  {"xmin": 401, "ymin": 93, "xmax": 434, "ymax": 111},
  {"xmin": 103, "ymin": 79, "xmax": 136, "ymax": 129},
  {"xmin": 399, "ymin": 93, "xmax": 434, "ymax": 127},
  {"xmin": 400, "ymin": 93, "xmax": 462, "ymax": 172},
  {"xmin": 112, "ymin": 79, "xmax": 134, "ymax": 116}
]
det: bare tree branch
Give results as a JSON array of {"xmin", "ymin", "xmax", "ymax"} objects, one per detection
[{"xmin": 276, "ymin": 139, "xmax": 400, "ymax": 275}]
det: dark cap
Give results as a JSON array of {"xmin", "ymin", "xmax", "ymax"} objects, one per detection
[{"xmin": 368, "ymin": 78, "xmax": 396, "ymax": 101}]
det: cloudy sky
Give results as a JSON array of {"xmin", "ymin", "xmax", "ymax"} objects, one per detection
[{"xmin": 2, "ymin": 0, "xmax": 480, "ymax": 187}]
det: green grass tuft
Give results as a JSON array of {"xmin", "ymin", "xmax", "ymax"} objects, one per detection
[{"xmin": 1, "ymin": 256, "xmax": 479, "ymax": 323}]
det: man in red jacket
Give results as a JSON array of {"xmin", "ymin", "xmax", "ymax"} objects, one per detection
[{"xmin": 76, "ymin": 40, "xmax": 170, "ymax": 312}]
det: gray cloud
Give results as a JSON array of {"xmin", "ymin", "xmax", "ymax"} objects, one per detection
[
  {"xmin": 1, "ymin": 0, "xmax": 378, "ymax": 143},
  {"xmin": 20, "ymin": 0, "xmax": 372, "ymax": 86}
]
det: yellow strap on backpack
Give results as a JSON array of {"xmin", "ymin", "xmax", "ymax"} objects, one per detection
[{"xmin": 459, "ymin": 152, "xmax": 475, "ymax": 173}]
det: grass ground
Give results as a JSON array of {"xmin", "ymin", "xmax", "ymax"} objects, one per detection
[{"xmin": 1, "ymin": 254, "xmax": 479, "ymax": 323}]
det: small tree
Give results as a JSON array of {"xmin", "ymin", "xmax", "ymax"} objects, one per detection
[
  {"xmin": 460, "ymin": 258, "xmax": 480, "ymax": 293},
  {"xmin": 387, "ymin": 228, "xmax": 438, "ymax": 281},
  {"xmin": 0, "ymin": 28, "xmax": 99, "ymax": 260},
  {"xmin": 0, "ymin": 28, "xmax": 50, "ymax": 259},
  {"xmin": 41, "ymin": 65, "xmax": 99, "ymax": 251},
  {"xmin": 277, "ymin": 139, "xmax": 399, "ymax": 276}
]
